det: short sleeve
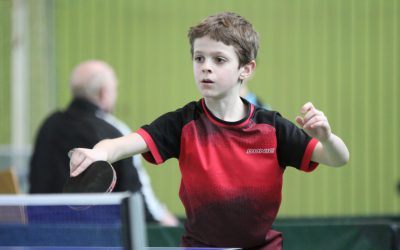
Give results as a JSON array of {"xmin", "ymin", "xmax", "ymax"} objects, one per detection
[
  {"xmin": 275, "ymin": 114, "xmax": 319, "ymax": 172},
  {"xmin": 137, "ymin": 103, "xmax": 197, "ymax": 165}
]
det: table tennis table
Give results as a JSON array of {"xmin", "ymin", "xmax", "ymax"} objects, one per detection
[
  {"xmin": 0, "ymin": 248, "xmax": 239, "ymax": 250},
  {"xmin": 0, "ymin": 193, "xmax": 241, "ymax": 250},
  {"xmin": 0, "ymin": 193, "xmax": 149, "ymax": 250},
  {"xmin": 2, "ymin": 194, "xmax": 397, "ymax": 250}
]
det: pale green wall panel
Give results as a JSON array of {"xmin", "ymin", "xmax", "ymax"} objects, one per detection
[{"xmin": 0, "ymin": 0, "xmax": 12, "ymax": 144}]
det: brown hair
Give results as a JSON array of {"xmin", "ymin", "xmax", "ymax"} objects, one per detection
[{"xmin": 188, "ymin": 12, "xmax": 259, "ymax": 67}]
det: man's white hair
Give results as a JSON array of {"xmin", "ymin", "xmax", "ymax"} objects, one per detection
[{"xmin": 69, "ymin": 60, "xmax": 116, "ymax": 103}]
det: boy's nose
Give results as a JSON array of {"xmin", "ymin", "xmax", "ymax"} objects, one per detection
[{"xmin": 201, "ymin": 62, "xmax": 212, "ymax": 73}]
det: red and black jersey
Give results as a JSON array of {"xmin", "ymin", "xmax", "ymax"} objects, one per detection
[{"xmin": 137, "ymin": 98, "xmax": 318, "ymax": 249}]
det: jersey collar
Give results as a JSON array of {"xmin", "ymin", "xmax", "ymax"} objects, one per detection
[{"xmin": 201, "ymin": 97, "xmax": 255, "ymax": 128}]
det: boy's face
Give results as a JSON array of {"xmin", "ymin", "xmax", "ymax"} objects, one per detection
[{"xmin": 192, "ymin": 36, "xmax": 245, "ymax": 100}]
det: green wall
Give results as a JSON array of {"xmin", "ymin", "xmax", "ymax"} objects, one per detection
[
  {"xmin": 0, "ymin": 0, "xmax": 11, "ymax": 144},
  {"xmin": 0, "ymin": 0, "xmax": 399, "ymax": 217}
]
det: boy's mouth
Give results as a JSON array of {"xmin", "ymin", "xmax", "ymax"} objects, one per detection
[{"xmin": 201, "ymin": 79, "xmax": 214, "ymax": 83}]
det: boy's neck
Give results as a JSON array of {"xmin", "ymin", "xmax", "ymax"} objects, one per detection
[{"xmin": 204, "ymin": 96, "xmax": 247, "ymax": 122}]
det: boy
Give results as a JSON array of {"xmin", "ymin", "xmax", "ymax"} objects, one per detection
[{"xmin": 69, "ymin": 12, "xmax": 349, "ymax": 250}]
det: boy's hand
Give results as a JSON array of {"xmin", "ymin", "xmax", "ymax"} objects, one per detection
[
  {"xmin": 295, "ymin": 102, "xmax": 331, "ymax": 142},
  {"xmin": 68, "ymin": 148, "xmax": 107, "ymax": 177}
]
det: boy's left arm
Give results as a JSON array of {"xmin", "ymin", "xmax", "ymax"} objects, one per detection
[{"xmin": 295, "ymin": 102, "xmax": 350, "ymax": 167}]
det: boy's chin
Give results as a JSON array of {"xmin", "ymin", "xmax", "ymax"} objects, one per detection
[
  {"xmin": 201, "ymin": 93, "xmax": 221, "ymax": 100},
  {"xmin": 199, "ymin": 90, "xmax": 217, "ymax": 98}
]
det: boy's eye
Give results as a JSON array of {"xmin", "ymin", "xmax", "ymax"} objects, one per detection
[
  {"xmin": 215, "ymin": 57, "xmax": 226, "ymax": 63},
  {"xmin": 194, "ymin": 56, "xmax": 204, "ymax": 63}
]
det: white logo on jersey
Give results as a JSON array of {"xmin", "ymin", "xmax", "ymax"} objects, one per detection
[{"xmin": 246, "ymin": 148, "xmax": 275, "ymax": 154}]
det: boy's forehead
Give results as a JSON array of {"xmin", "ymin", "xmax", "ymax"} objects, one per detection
[{"xmin": 193, "ymin": 36, "xmax": 235, "ymax": 55}]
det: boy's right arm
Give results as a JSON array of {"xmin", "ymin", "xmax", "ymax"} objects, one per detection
[{"xmin": 69, "ymin": 132, "xmax": 149, "ymax": 177}]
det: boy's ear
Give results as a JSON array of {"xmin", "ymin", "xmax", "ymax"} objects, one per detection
[{"xmin": 239, "ymin": 60, "xmax": 256, "ymax": 80}]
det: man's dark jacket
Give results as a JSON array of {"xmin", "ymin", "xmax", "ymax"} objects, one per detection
[{"xmin": 29, "ymin": 98, "xmax": 142, "ymax": 194}]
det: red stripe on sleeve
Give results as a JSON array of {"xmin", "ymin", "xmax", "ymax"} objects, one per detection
[
  {"xmin": 300, "ymin": 138, "xmax": 319, "ymax": 172},
  {"xmin": 136, "ymin": 128, "xmax": 164, "ymax": 165}
]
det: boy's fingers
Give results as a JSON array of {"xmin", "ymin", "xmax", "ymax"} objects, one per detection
[
  {"xmin": 303, "ymin": 116, "xmax": 327, "ymax": 129},
  {"xmin": 303, "ymin": 110, "xmax": 323, "ymax": 124},
  {"xmin": 68, "ymin": 149, "xmax": 74, "ymax": 158},
  {"xmin": 295, "ymin": 116, "xmax": 304, "ymax": 127},
  {"xmin": 69, "ymin": 148, "xmax": 91, "ymax": 176},
  {"xmin": 301, "ymin": 102, "xmax": 314, "ymax": 114},
  {"xmin": 309, "ymin": 120, "xmax": 328, "ymax": 129},
  {"xmin": 71, "ymin": 157, "xmax": 92, "ymax": 177},
  {"xmin": 69, "ymin": 150, "xmax": 85, "ymax": 170}
]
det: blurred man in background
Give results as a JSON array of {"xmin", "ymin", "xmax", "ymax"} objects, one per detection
[
  {"xmin": 29, "ymin": 60, "xmax": 178, "ymax": 226},
  {"xmin": 240, "ymin": 79, "xmax": 271, "ymax": 110}
]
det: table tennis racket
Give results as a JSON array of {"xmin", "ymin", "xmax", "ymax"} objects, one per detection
[{"xmin": 63, "ymin": 161, "xmax": 117, "ymax": 193}]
